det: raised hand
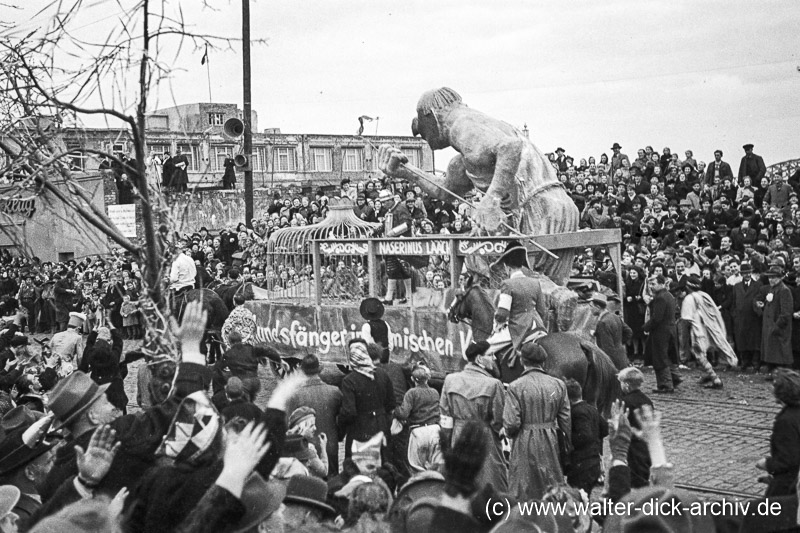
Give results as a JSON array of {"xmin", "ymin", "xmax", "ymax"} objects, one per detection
[
  {"xmin": 109, "ymin": 487, "xmax": 129, "ymax": 519},
  {"xmin": 223, "ymin": 421, "xmax": 271, "ymax": 479},
  {"xmin": 267, "ymin": 369, "xmax": 307, "ymax": 411},
  {"xmin": 75, "ymin": 425, "xmax": 121, "ymax": 487},
  {"xmin": 170, "ymin": 300, "xmax": 207, "ymax": 351},
  {"xmin": 632, "ymin": 404, "xmax": 662, "ymax": 442}
]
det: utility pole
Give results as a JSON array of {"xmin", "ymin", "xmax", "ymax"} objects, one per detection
[{"xmin": 242, "ymin": 0, "xmax": 254, "ymax": 227}]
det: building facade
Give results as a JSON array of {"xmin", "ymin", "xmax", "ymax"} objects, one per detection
[{"xmin": 63, "ymin": 103, "xmax": 435, "ymax": 190}]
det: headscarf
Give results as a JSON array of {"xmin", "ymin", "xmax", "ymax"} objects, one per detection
[
  {"xmin": 157, "ymin": 391, "xmax": 222, "ymax": 467},
  {"xmin": 348, "ymin": 340, "xmax": 375, "ymax": 380}
]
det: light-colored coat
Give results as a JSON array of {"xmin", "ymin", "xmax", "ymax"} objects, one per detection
[
  {"xmin": 503, "ymin": 367, "xmax": 571, "ymax": 502},
  {"xmin": 440, "ymin": 363, "xmax": 507, "ymax": 493}
]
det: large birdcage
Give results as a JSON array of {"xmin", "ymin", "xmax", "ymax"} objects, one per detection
[{"xmin": 263, "ymin": 197, "xmax": 381, "ymax": 303}]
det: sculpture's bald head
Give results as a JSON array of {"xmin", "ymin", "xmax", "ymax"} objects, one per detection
[{"xmin": 414, "ymin": 87, "xmax": 462, "ymax": 150}]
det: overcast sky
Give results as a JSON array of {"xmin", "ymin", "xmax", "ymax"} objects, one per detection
[{"xmin": 6, "ymin": 0, "xmax": 800, "ymax": 170}]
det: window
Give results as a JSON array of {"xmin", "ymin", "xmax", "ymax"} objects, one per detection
[
  {"xmin": 177, "ymin": 144, "xmax": 199, "ymax": 171},
  {"xmin": 147, "ymin": 144, "xmax": 170, "ymax": 158},
  {"xmin": 403, "ymin": 147, "xmax": 422, "ymax": 169},
  {"xmin": 273, "ymin": 147, "xmax": 296, "ymax": 172},
  {"xmin": 309, "ymin": 147, "xmax": 332, "ymax": 172},
  {"xmin": 208, "ymin": 112, "xmax": 225, "ymax": 126},
  {"xmin": 111, "ymin": 143, "xmax": 126, "ymax": 157},
  {"xmin": 64, "ymin": 141, "xmax": 86, "ymax": 171},
  {"xmin": 212, "ymin": 146, "xmax": 233, "ymax": 172},
  {"xmin": 342, "ymin": 148, "xmax": 364, "ymax": 172}
]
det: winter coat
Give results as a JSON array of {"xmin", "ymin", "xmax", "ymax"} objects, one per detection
[
  {"xmin": 755, "ymin": 281, "xmax": 793, "ymax": 366},
  {"xmin": 503, "ymin": 368, "xmax": 570, "ymax": 502},
  {"xmin": 731, "ymin": 278, "xmax": 764, "ymax": 352}
]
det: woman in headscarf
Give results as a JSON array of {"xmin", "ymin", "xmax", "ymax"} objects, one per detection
[{"xmin": 338, "ymin": 339, "xmax": 396, "ymax": 464}]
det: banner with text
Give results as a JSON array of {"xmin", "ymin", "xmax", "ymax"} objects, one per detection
[{"xmin": 247, "ymin": 301, "xmax": 473, "ymax": 375}]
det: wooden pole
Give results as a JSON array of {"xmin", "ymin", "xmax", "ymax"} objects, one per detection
[{"xmin": 242, "ymin": 0, "xmax": 254, "ymax": 227}]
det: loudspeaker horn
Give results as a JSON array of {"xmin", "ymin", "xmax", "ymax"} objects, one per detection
[{"xmin": 223, "ymin": 117, "xmax": 244, "ymax": 139}]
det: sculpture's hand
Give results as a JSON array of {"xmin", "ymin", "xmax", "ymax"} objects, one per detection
[
  {"xmin": 472, "ymin": 194, "xmax": 506, "ymax": 232},
  {"xmin": 377, "ymin": 144, "xmax": 408, "ymax": 177}
]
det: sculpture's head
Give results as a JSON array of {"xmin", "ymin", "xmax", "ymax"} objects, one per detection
[{"xmin": 414, "ymin": 87, "xmax": 462, "ymax": 150}]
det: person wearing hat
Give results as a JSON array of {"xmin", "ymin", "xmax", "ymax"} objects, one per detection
[
  {"xmin": 284, "ymin": 354, "xmax": 342, "ymax": 476},
  {"xmin": 503, "ymin": 341, "xmax": 569, "ymax": 501},
  {"xmin": 681, "ymin": 274, "xmax": 737, "ymax": 389},
  {"xmin": 286, "ymin": 406, "xmax": 328, "ymax": 479},
  {"xmin": 440, "ymin": 340, "xmax": 507, "ymax": 493},
  {"xmin": 732, "ymin": 263, "xmax": 764, "ymax": 375},
  {"xmin": 490, "ymin": 241, "xmax": 546, "ymax": 371},
  {"xmin": 554, "ymin": 147, "xmax": 568, "ymax": 172},
  {"xmin": 609, "ymin": 142, "xmax": 628, "ymax": 177},
  {"xmin": 40, "ymin": 301, "xmax": 253, "ymax": 501},
  {"xmin": 0, "ymin": 407, "xmax": 55, "ymax": 530},
  {"xmin": 755, "ymin": 266, "xmax": 794, "ymax": 377},
  {"xmin": 48, "ymin": 312, "xmax": 85, "ymax": 375},
  {"xmin": 78, "ymin": 326, "xmax": 128, "ymax": 414},
  {"xmin": 593, "ymin": 292, "xmax": 632, "ymax": 370},
  {"xmin": 359, "ymin": 298, "xmax": 389, "ymax": 358},
  {"xmin": 738, "ymin": 143, "xmax": 766, "ymax": 185},
  {"xmin": 641, "ymin": 274, "xmax": 682, "ymax": 394},
  {"xmin": 282, "ymin": 475, "xmax": 337, "ymax": 529}
]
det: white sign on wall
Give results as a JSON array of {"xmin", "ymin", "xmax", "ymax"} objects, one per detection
[{"xmin": 107, "ymin": 204, "xmax": 137, "ymax": 238}]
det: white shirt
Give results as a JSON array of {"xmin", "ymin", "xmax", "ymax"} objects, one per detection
[{"xmin": 169, "ymin": 252, "xmax": 197, "ymax": 291}]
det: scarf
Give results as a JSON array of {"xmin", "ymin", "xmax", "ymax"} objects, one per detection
[
  {"xmin": 349, "ymin": 342, "xmax": 375, "ymax": 380},
  {"xmin": 157, "ymin": 391, "xmax": 222, "ymax": 466}
]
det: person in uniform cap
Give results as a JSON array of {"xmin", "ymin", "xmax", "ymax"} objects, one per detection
[
  {"xmin": 738, "ymin": 143, "xmax": 766, "ymax": 185},
  {"xmin": 755, "ymin": 266, "xmax": 794, "ymax": 377},
  {"xmin": 48, "ymin": 313, "xmax": 85, "ymax": 378},
  {"xmin": 503, "ymin": 341, "xmax": 570, "ymax": 501},
  {"xmin": 439, "ymin": 340, "xmax": 507, "ymax": 493}
]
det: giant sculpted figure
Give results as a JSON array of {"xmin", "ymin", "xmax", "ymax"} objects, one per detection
[{"xmin": 377, "ymin": 87, "xmax": 579, "ymax": 283}]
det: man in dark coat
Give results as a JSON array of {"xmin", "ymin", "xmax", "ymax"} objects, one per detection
[
  {"xmin": 222, "ymin": 156, "xmax": 236, "ymax": 189},
  {"xmin": 593, "ymin": 293, "xmax": 632, "ymax": 370},
  {"xmin": 757, "ymin": 369, "xmax": 800, "ymax": 497},
  {"xmin": 79, "ymin": 327, "xmax": 128, "ymax": 414},
  {"xmin": 642, "ymin": 274, "xmax": 681, "ymax": 392},
  {"xmin": 161, "ymin": 152, "xmax": 174, "ymax": 189},
  {"xmin": 731, "ymin": 263, "xmax": 764, "ymax": 371},
  {"xmin": 704, "ymin": 149, "xmax": 734, "ymax": 187},
  {"xmin": 285, "ymin": 354, "xmax": 343, "ymax": 476},
  {"xmin": 171, "ymin": 148, "xmax": 189, "ymax": 192},
  {"xmin": 617, "ymin": 367, "xmax": 653, "ymax": 489},
  {"xmin": 755, "ymin": 266, "xmax": 794, "ymax": 374},
  {"xmin": 738, "ymin": 143, "xmax": 766, "ymax": 185}
]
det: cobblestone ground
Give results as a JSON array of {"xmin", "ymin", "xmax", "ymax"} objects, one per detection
[
  {"xmin": 116, "ymin": 340, "xmax": 776, "ymax": 499},
  {"xmin": 633, "ymin": 364, "xmax": 777, "ymax": 499}
]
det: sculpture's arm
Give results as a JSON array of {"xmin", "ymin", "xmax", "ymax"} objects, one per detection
[
  {"xmin": 482, "ymin": 138, "xmax": 523, "ymax": 211},
  {"xmin": 377, "ymin": 144, "xmax": 472, "ymax": 202}
]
